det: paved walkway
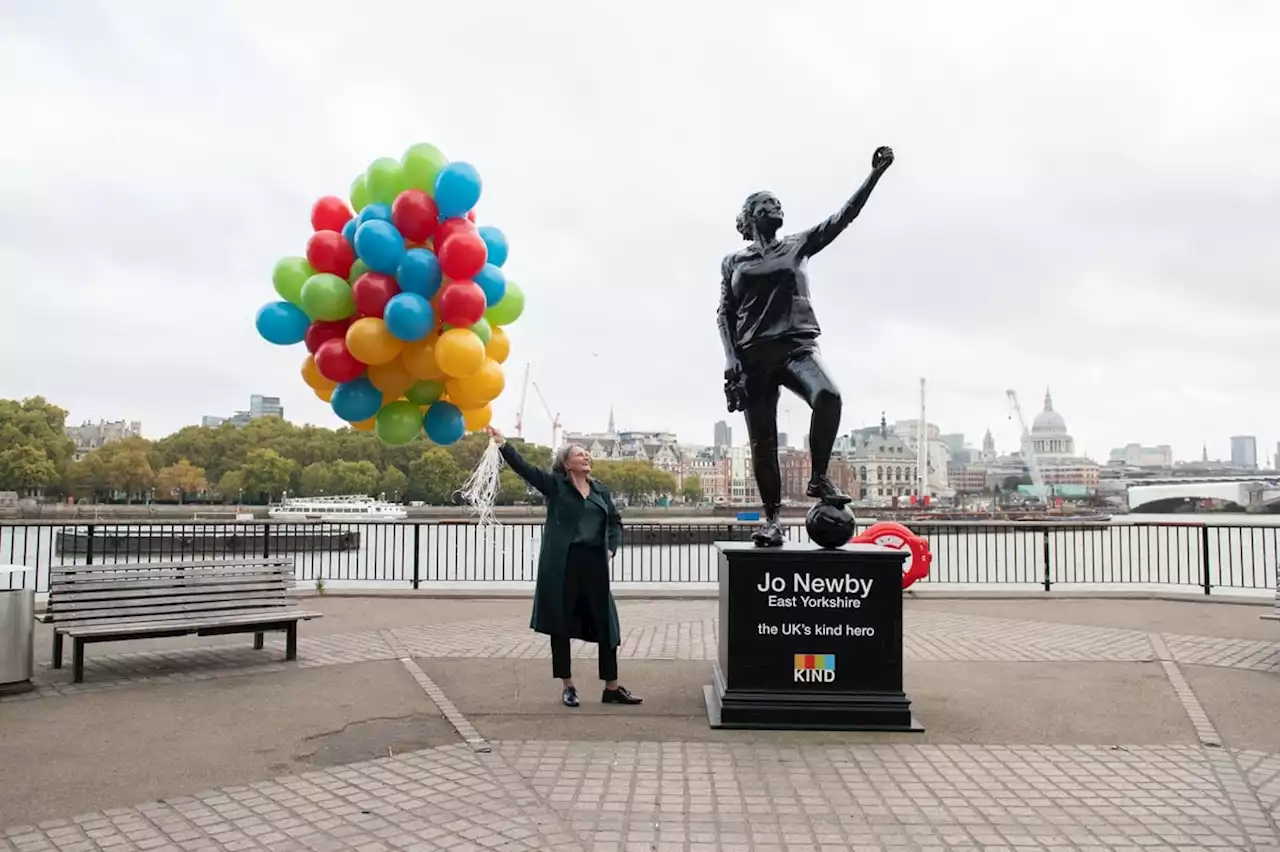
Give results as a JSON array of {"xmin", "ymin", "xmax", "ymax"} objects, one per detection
[{"xmin": 3, "ymin": 597, "xmax": 1279, "ymax": 851}]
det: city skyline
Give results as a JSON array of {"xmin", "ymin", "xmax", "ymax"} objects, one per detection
[{"xmin": 2, "ymin": 3, "xmax": 1277, "ymax": 465}]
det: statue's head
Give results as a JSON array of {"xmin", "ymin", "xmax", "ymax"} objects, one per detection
[{"xmin": 736, "ymin": 191, "xmax": 783, "ymax": 240}]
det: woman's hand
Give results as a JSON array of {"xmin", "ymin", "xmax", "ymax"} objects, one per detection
[{"xmin": 485, "ymin": 426, "xmax": 506, "ymax": 446}]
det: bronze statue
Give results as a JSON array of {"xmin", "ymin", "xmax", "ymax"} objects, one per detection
[{"xmin": 717, "ymin": 146, "xmax": 895, "ymax": 547}]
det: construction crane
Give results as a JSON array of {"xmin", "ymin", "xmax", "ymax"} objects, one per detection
[
  {"xmin": 514, "ymin": 364, "xmax": 531, "ymax": 438},
  {"xmin": 1006, "ymin": 390, "xmax": 1048, "ymax": 502},
  {"xmin": 532, "ymin": 381, "xmax": 562, "ymax": 449}
]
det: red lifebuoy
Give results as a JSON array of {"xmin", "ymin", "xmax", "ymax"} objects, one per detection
[{"xmin": 850, "ymin": 521, "xmax": 932, "ymax": 589}]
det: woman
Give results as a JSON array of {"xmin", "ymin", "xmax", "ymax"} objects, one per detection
[{"xmin": 486, "ymin": 426, "xmax": 642, "ymax": 708}]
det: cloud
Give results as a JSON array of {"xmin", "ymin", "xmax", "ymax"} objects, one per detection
[{"xmin": 1, "ymin": 0, "xmax": 1278, "ymax": 466}]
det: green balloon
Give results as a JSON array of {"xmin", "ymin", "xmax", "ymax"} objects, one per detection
[
  {"xmin": 402, "ymin": 143, "xmax": 448, "ymax": 195},
  {"xmin": 347, "ymin": 259, "xmax": 370, "ymax": 285},
  {"xmin": 441, "ymin": 317, "xmax": 492, "ymax": 345},
  {"xmin": 366, "ymin": 157, "xmax": 407, "ymax": 206},
  {"xmin": 375, "ymin": 400, "xmax": 423, "ymax": 446},
  {"xmin": 272, "ymin": 256, "xmax": 313, "ymax": 308},
  {"xmin": 404, "ymin": 379, "xmax": 445, "ymax": 406},
  {"xmin": 484, "ymin": 281, "xmax": 525, "ymax": 327},
  {"xmin": 300, "ymin": 273, "xmax": 355, "ymax": 321},
  {"xmin": 350, "ymin": 174, "xmax": 372, "ymax": 212}
]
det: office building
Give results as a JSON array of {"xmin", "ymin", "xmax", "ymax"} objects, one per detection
[
  {"xmin": 713, "ymin": 420, "xmax": 732, "ymax": 449},
  {"xmin": 1230, "ymin": 435, "xmax": 1258, "ymax": 470}
]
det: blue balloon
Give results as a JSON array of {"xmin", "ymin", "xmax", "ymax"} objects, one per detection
[
  {"xmin": 358, "ymin": 203, "xmax": 392, "ymax": 225},
  {"xmin": 331, "ymin": 377, "xmax": 383, "ymax": 423},
  {"xmin": 424, "ymin": 401, "xmax": 465, "ymax": 445},
  {"xmin": 477, "ymin": 225, "xmax": 509, "ymax": 267},
  {"xmin": 397, "ymin": 248, "xmax": 443, "ymax": 299},
  {"xmin": 474, "ymin": 263, "xmax": 507, "ymax": 307},
  {"xmin": 354, "ymin": 220, "xmax": 406, "ymax": 274},
  {"xmin": 434, "ymin": 162, "xmax": 482, "ymax": 219},
  {"xmin": 341, "ymin": 218, "xmax": 358, "ymax": 246},
  {"xmin": 384, "ymin": 292, "xmax": 434, "ymax": 342},
  {"xmin": 255, "ymin": 301, "xmax": 310, "ymax": 346}
]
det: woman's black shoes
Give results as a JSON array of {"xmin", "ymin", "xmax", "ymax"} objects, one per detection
[
  {"xmin": 602, "ymin": 685, "xmax": 642, "ymax": 705},
  {"xmin": 562, "ymin": 686, "xmax": 580, "ymax": 707}
]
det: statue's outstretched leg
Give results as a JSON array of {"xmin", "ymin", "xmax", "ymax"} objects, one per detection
[
  {"xmin": 780, "ymin": 346, "xmax": 849, "ymax": 506},
  {"xmin": 742, "ymin": 375, "xmax": 784, "ymax": 547}
]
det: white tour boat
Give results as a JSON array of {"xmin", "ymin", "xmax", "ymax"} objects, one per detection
[{"xmin": 267, "ymin": 494, "xmax": 408, "ymax": 522}]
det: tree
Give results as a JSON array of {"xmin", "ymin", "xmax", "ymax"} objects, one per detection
[
  {"xmin": 378, "ymin": 465, "xmax": 408, "ymax": 500},
  {"xmin": 409, "ymin": 448, "xmax": 464, "ymax": 505},
  {"xmin": 238, "ymin": 448, "xmax": 296, "ymax": 501},
  {"xmin": 0, "ymin": 443, "xmax": 60, "ymax": 494},
  {"xmin": 154, "ymin": 460, "xmax": 209, "ymax": 503},
  {"xmin": 216, "ymin": 469, "xmax": 245, "ymax": 501},
  {"xmin": 91, "ymin": 438, "xmax": 155, "ymax": 502},
  {"xmin": 593, "ymin": 460, "xmax": 677, "ymax": 503},
  {"xmin": 681, "ymin": 474, "xmax": 704, "ymax": 504}
]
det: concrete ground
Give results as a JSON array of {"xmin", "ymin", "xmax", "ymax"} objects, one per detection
[{"xmin": 3, "ymin": 593, "xmax": 1278, "ymax": 851}]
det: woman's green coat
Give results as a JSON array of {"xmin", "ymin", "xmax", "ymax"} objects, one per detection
[{"xmin": 500, "ymin": 443, "xmax": 623, "ymax": 649}]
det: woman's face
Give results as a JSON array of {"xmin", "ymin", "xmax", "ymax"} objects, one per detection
[
  {"xmin": 564, "ymin": 445, "xmax": 592, "ymax": 474},
  {"xmin": 751, "ymin": 193, "xmax": 783, "ymax": 230}
]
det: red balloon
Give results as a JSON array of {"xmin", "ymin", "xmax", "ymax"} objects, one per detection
[
  {"xmin": 391, "ymin": 190, "xmax": 440, "ymax": 243},
  {"xmin": 306, "ymin": 230, "xmax": 355, "ymax": 278},
  {"xmin": 434, "ymin": 216, "xmax": 476, "ymax": 251},
  {"xmin": 311, "ymin": 196, "xmax": 354, "ymax": 233},
  {"xmin": 313, "ymin": 338, "xmax": 365, "ymax": 383},
  {"xmin": 466, "ymin": 210, "xmax": 477, "ymax": 222},
  {"xmin": 352, "ymin": 272, "xmax": 400, "ymax": 318},
  {"xmin": 438, "ymin": 230, "xmax": 488, "ymax": 280},
  {"xmin": 304, "ymin": 318, "xmax": 352, "ymax": 354},
  {"xmin": 437, "ymin": 280, "xmax": 487, "ymax": 327}
]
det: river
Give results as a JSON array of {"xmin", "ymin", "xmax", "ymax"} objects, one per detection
[{"xmin": 2, "ymin": 514, "xmax": 1277, "ymax": 595}]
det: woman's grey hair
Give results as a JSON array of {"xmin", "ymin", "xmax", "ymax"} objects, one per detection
[{"xmin": 552, "ymin": 444, "xmax": 584, "ymax": 474}]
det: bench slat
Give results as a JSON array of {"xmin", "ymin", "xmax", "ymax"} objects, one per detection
[
  {"xmin": 53, "ymin": 580, "xmax": 290, "ymax": 602},
  {"xmin": 64, "ymin": 609, "xmax": 324, "ymax": 638},
  {"xmin": 51, "ymin": 564, "xmax": 292, "ymax": 583},
  {"xmin": 51, "ymin": 590, "xmax": 288, "ymax": 614},
  {"xmin": 49, "ymin": 597, "xmax": 293, "ymax": 623},
  {"xmin": 50, "ymin": 604, "xmax": 297, "ymax": 630},
  {"xmin": 50, "ymin": 558, "xmax": 291, "ymax": 575},
  {"xmin": 49, "ymin": 576, "xmax": 293, "ymax": 597}
]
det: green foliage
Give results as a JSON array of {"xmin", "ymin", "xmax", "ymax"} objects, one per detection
[
  {"xmin": 591, "ymin": 459, "xmax": 677, "ymax": 503},
  {"xmin": 681, "ymin": 473, "xmax": 704, "ymax": 503},
  {"xmin": 0, "ymin": 397, "xmax": 75, "ymax": 493},
  {"xmin": 4, "ymin": 395, "xmax": 560, "ymax": 506}
]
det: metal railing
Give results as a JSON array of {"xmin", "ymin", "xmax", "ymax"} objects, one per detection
[{"xmin": 1, "ymin": 518, "xmax": 1277, "ymax": 594}]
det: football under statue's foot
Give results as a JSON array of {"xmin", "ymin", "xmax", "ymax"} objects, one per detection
[
  {"xmin": 806, "ymin": 475, "xmax": 851, "ymax": 506},
  {"xmin": 752, "ymin": 518, "xmax": 785, "ymax": 547}
]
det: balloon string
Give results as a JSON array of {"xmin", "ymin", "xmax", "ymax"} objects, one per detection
[{"xmin": 457, "ymin": 438, "xmax": 503, "ymax": 528}]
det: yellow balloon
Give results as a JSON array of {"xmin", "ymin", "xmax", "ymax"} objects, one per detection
[
  {"xmin": 301, "ymin": 355, "xmax": 336, "ymax": 393},
  {"xmin": 314, "ymin": 385, "xmax": 334, "ymax": 402},
  {"xmin": 462, "ymin": 404, "xmax": 492, "ymax": 432},
  {"xmin": 435, "ymin": 327, "xmax": 486, "ymax": 378},
  {"xmin": 449, "ymin": 358, "xmax": 505, "ymax": 404},
  {"xmin": 352, "ymin": 417, "xmax": 376, "ymax": 432},
  {"xmin": 445, "ymin": 380, "xmax": 486, "ymax": 410},
  {"xmin": 367, "ymin": 357, "xmax": 415, "ymax": 397},
  {"xmin": 486, "ymin": 326, "xmax": 511, "ymax": 363},
  {"xmin": 346, "ymin": 317, "xmax": 403, "ymax": 366},
  {"xmin": 401, "ymin": 333, "xmax": 445, "ymax": 380}
]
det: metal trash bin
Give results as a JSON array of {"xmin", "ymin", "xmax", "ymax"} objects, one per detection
[{"xmin": 0, "ymin": 566, "xmax": 35, "ymax": 695}]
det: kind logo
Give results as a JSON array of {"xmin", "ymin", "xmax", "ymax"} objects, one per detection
[{"xmin": 794, "ymin": 654, "xmax": 836, "ymax": 683}]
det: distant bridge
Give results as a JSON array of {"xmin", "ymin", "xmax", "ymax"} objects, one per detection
[{"xmin": 1128, "ymin": 476, "xmax": 1280, "ymax": 512}]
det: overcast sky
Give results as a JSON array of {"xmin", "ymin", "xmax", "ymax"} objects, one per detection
[{"xmin": 3, "ymin": 1, "xmax": 1279, "ymax": 463}]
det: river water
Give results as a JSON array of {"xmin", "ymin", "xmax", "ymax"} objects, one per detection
[{"xmin": 2, "ymin": 514, "xmax": 1277, "ymax": 595}]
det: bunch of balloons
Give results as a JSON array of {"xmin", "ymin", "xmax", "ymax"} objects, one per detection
[{"xmin": 255, "ymin": 143, "xmax": 526, "ymax": 447}]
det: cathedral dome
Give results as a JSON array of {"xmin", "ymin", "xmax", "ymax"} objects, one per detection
[{"xmin": 1031, "ymin": 389, "xmax": 1067, "ymax": 434}]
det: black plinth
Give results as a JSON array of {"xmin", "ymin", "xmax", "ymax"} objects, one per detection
[{"xmin": 704, "ymin": 541, "xmax": 923, "ymax": 731}]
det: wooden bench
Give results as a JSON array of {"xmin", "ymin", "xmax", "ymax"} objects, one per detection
[{"xmin": 40, "ymin": 557, "xmax": 323, "ymax": 683}]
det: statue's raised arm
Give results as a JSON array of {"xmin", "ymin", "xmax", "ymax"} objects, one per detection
[{"xmin": 797, "ymin": 146, "xmax": 894, "ymax": 260}]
